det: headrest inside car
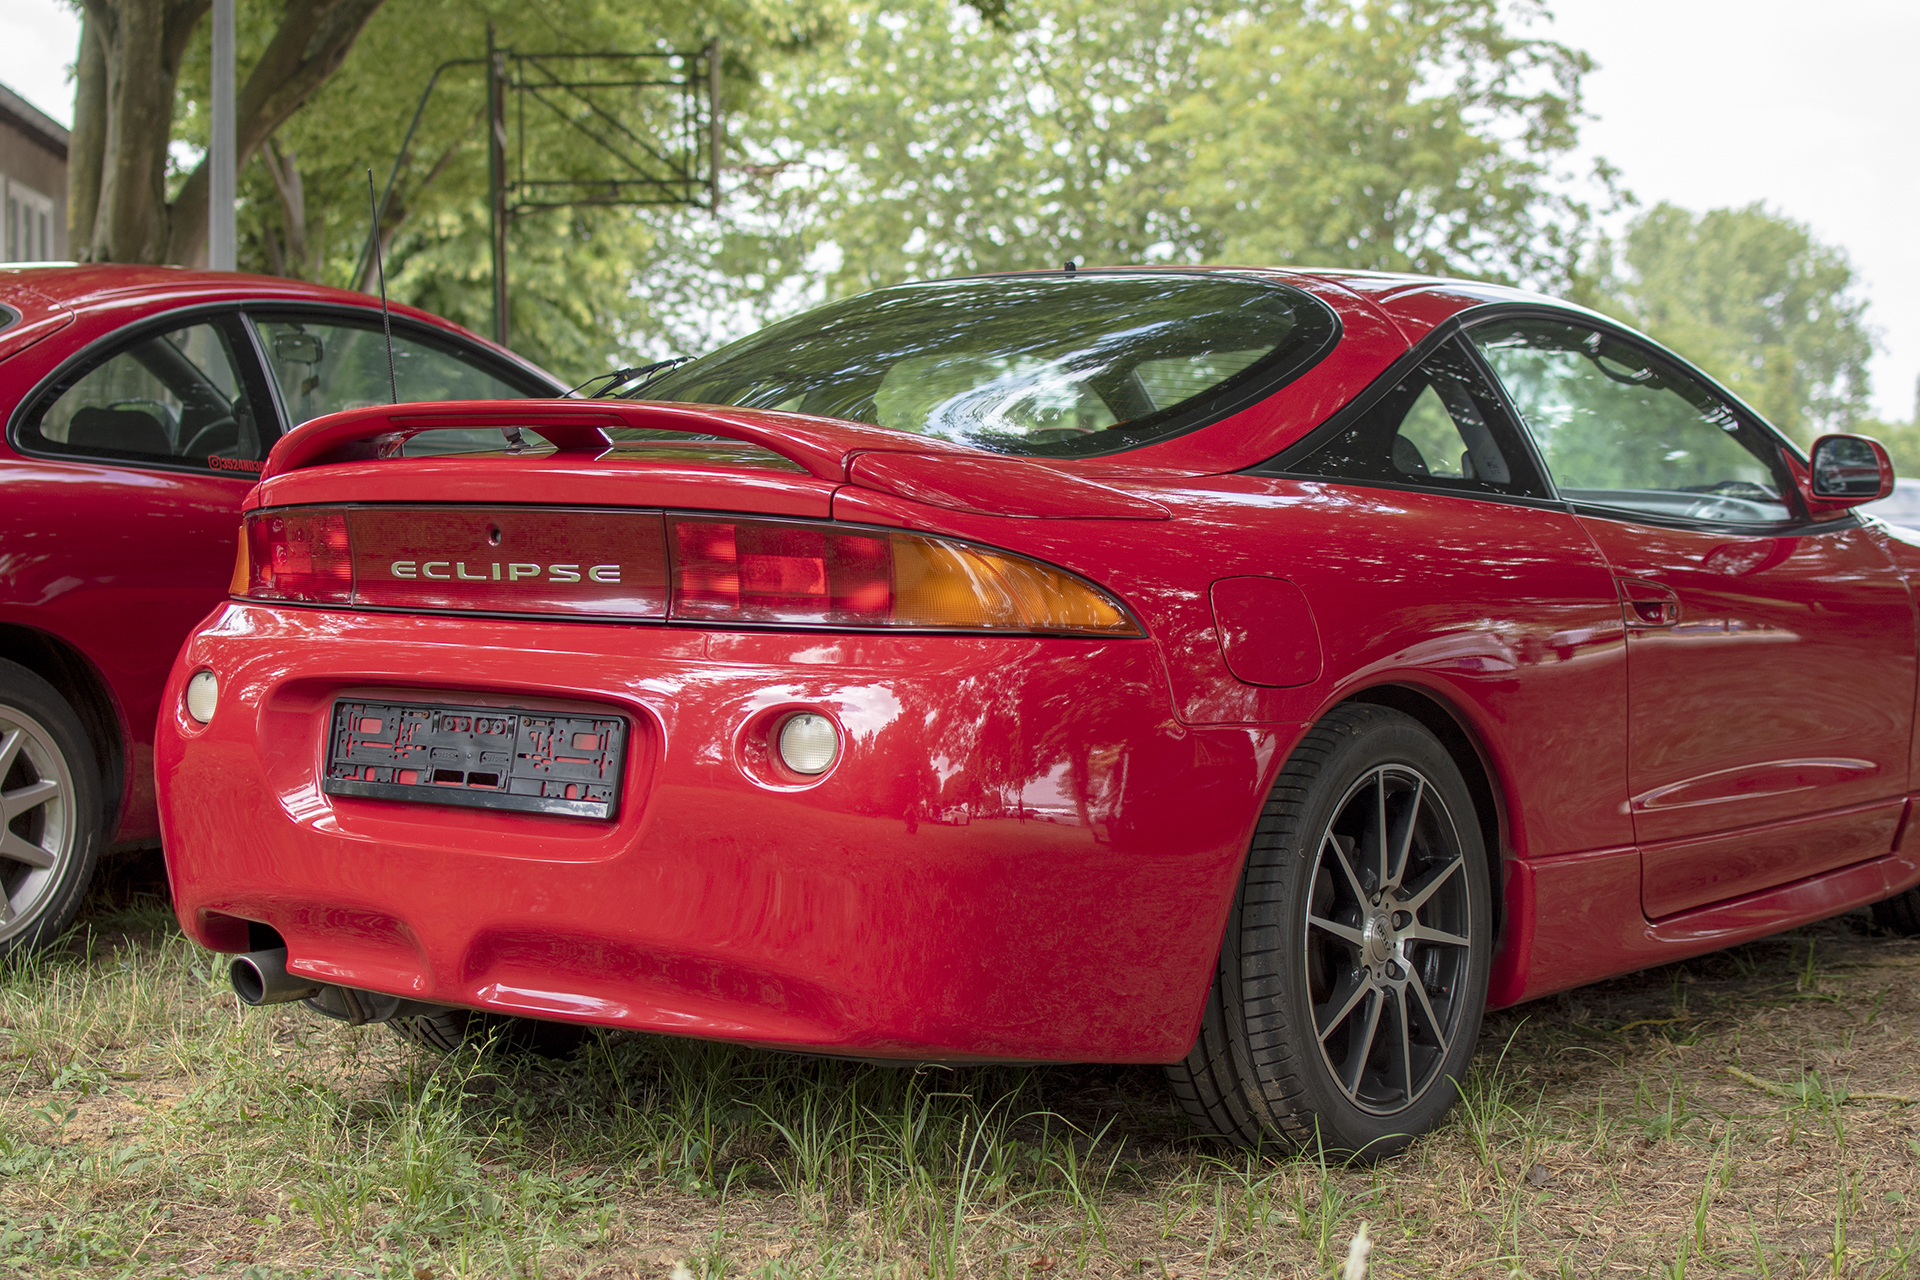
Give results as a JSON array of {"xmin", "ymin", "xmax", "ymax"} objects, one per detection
[{"xmin": 67, "ymin": 407, "xmax": 171, "ymax": 457}]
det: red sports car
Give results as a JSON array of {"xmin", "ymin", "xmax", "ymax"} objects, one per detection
[
  {"xmin": 0, "ymin": 266, "xmax": 561, "ymax": 957},
  {"xmin": 155, "ymin": 268, "xmax": 1916, "ymax": 1156}
]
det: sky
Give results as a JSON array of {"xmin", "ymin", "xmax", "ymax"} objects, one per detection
[{"xmin": 3, "ymin": 1, "xmax": 1917, "ymax": 420}]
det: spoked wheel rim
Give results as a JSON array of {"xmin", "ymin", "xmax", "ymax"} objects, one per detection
[
  {"xmin": 1304, "ymin": 763, "xmax": 1475, "ymax": 1117},
  {"xmin": 0, "ymin": 709, "xmax": 76, "ymax": 942}
]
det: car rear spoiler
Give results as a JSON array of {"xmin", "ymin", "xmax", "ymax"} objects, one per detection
[
  {"xmin": 261, "ymin": 399, "xmax": 1171, "ymax": 521},
  {"xmin": 261, "ymin": 399, "xmax": 983, "ymax": 483}
]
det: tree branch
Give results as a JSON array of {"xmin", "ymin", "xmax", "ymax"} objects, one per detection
[{"xmin": 167, "ymin": 0, "xmax": 386, "ymax": 264}]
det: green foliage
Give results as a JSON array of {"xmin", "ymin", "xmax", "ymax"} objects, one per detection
[
  {"xmin": 161, "ymin": 0, "xmax": 1613, "ymax": 383},
  {"xmin": 1858, "ymin": 417, "xmax": 1920, "ymax": 477},
  {"xmin": 1602, "ymin": 202, "xmax": 1875, "ymax": 445},
  {"xmin": 169, "ymin": 0, "xmax": 836, "ymax": 381},
  {"xmin": 728, "ymin": 0, "xmax": 1602, "ymax": 301}
]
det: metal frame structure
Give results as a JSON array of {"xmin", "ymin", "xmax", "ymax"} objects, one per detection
[{"xmin": 359, "ymin": 31, "xmax": 722, "ymax": 347}]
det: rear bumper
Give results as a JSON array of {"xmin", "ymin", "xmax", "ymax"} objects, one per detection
[{"xmin": 157, "ymin": 604, "xmax": 1284, "ymax": 1062}]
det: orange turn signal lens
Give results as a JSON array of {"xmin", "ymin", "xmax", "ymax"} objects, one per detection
[
  {"xmin": 228, "ymin": 526, "xmax": 250, "ymax": 597},
  {"xmin": 890, "ymin": 538, "xmax": 1135, "ymax": 633}
]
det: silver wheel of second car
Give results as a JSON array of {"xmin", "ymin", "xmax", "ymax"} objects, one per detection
[{"xmin": 0, "ymin": 659, "xmax": 103, "ymax": 959}]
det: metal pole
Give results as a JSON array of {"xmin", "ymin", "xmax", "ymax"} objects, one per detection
[
  {"xmin": 487, "ymin": 26, "xmax": 510, "ymax": 346},
  {"xmin": 707, "ymin": 39, "xmax": 722, "ymax": 213},
  {"xmin": 209, "ymin": 0, "xmax": 237, "ymax": 270}
]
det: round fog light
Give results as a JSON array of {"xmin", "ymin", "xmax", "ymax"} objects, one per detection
[
  {"xmin": 185, "ymin": 670, "xmax": 219, "ymax": 725},
  {"xmin": 777, "ymin": 713, "xmax": 839, "ymax": 775}
]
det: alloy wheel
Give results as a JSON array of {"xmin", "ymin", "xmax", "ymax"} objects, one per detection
[
  {"xmin": 1304, "ymin": 763, "xmax": 1475, "ymax": 1116},
  {"xmin": 0, "ymin": 709, "xmax": 77, "ymax": 940}
]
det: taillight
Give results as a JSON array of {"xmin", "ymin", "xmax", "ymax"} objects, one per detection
[
  {"xmin": 669, "ymin": 517, "xmax": 1135, "ymax": 633},
  {"xmin": 672, "ymin": 519, "xmax": 891, "ymax": 624},
  {"xmin": 245, "ymin": 509, "xmax": 352, "ymax": 603},
  {"xmin": 235, "ymin": 507, "xmax": 1138, "ymax": 636}
]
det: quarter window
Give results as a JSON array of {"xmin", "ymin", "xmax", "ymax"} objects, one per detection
[
  {"xmin": 250, "ymin": 314, "xmax": 539, "ymax": 455},
  {"xmin": 1284, "ymin": 338, "xmax": 1548, "ymax": 499},
  {"xmin": 1469, "ymin": 318, "xmax": 1795, "ymax": 526},
  {"xmin": 17, "ymin": 318, "xmax": 271, "ymax": 471}
]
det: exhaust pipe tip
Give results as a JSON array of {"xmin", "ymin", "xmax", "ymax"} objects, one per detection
[{"xmin": 230, "ymin": 948, "xmax": 323, "ymax": 1007}]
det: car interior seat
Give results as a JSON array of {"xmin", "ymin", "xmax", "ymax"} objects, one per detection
[
  {"xmin": 66, "ymin": 407, "xmax": 171, "ymax": 457},
  {"xmin": 1391, "ymin": 434, "xmax": 1430, "ymax": 477}
]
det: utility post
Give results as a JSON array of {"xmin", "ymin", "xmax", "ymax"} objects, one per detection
[
  {"xmin": 708, "ymin": 40, "xmax": 722, "ymax": 214},
  {"xmin": 208, "ymin": 0, "xmax": 236, "ymax": 270},
  {"xmin": 486, "ymin": 25, "xmax": 511, "ymax": 346}
]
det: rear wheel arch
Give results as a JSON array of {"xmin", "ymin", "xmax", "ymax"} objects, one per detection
[
  {"xmin": 0, "ymin": 624, "xmax": 125, "ymax": 828},
  {"xmin": 1341, "ymin": 683, "xmax": 1507, "ymax": 940}
]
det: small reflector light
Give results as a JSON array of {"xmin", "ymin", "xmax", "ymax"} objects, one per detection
[
  {"xmin": 777, "ymin": 713, "xmax": 839, "ymax": 775},
  {"xmin": 185, "ymin": 670, "xmax": 219, "ymax": 724}
]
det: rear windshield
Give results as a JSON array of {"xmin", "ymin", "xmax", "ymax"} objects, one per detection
[{"xmin": 632, "ymin": 272, "xmax": 1339, "ymax": 457}]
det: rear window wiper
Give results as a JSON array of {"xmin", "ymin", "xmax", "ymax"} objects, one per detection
[{"xmin": 566, "ymin": 356, "xmax": 696, "ymax": 399}]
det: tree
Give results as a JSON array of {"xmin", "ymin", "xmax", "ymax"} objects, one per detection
[
  {"xmin": 717, "ymin": 0, "xmax": 1603, "ymax": 301},
  {"xmin": 76, "ymin": 0, "xmax": 1608, "ymax": 381},
  {"xmin": 197, "ymin": 0, "xmax": 830, "ymax": 377},
  {"xmin": 1608, "ymin": 202, "xmax": 1874, "ymax": 444},
  {"xmin": 69, "ymin": 0, "xmax": 387, "ymax": 265}
]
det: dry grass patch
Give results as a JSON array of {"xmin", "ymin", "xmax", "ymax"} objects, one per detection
[{"xmin": 4, "ymin": 852, "xmax": 1919, "ymax": 1278}]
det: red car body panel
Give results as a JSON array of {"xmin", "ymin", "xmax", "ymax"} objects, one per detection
[
  {"xmin": 152, "ymin": 270, "xmax": 1920, "ymax": 1061},
  {"xmin": 161, "ymin": 610, "xmax": 1261, "ymax": 1060},
  {"xmin": 0, "ymin": 266, "xmax": 559, "ymax": 846}
]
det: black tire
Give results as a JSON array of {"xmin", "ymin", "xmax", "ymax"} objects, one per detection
[
  {"xmin": 390, "ymin": 1007, "xmax": 590, "ymax": 1059},
  {"xmin": 1166, "ymin": 704, "xmax": 1492, "ymax": 1160},
  {"xmin": 1871, "ymin": 889, "xmax": 1920, "ymax": 935},
  {"xmin": 0, "ymin": 659, "xmax": 105, "ymax": 960}
]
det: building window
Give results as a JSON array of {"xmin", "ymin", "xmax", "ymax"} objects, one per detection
[{"xmin": 1, "ymin": 179, "xmax": 55, "ymax": 262}]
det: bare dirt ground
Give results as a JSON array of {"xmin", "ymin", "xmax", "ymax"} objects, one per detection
[{"xmin": 3, "ymin": 851, "xmax": 1918, "ymax": 1278}]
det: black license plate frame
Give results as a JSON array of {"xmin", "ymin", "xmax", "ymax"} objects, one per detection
[{"xmin": 323, "ymin": 698, "xmax": 627, "ymax": 820}]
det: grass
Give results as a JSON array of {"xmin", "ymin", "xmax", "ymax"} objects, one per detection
[{"xmin": 3, "ymin": 853, "xmax": 1920, "ymax": 1278}]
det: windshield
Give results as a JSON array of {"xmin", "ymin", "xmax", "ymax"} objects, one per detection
[{"xmin": 632, "ymin": 272, "xmax": 1338, "ymax": 457}]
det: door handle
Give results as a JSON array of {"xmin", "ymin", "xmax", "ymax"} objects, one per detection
[{"xmin": 1617, "ymin": 577, "xmax": 1680, "ymax": 628}]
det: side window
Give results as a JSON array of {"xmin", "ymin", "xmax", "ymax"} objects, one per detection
[
  {"xmin": 250, "ymin": 313, "xmax": 541, "ymax": 455},
  {"xmin": 17, "ymin": 318, "xmax": 271, "ymax": 471},
  {"xmin": 1469, "ymin": 318, "xmax": 1795, "ymax": 525},
  {"xmin": 1284, "ymin": 338, "xmax": 1548, "ymax": 499}
]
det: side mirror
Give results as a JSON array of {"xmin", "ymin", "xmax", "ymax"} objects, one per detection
[
  {"xmin": 1808, "ymin": 433, "xmax": 1894, "ymax": 505},
  {"xmin": 272, "ymin": 330, "xmax": 325, "ymax": 365}
]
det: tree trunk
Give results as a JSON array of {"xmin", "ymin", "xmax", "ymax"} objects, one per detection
[
  {"xmin": 167, "ymin": 0, "xmax": 387, "ymax": 266},
  {"xmin": 76, "ymin": 0, "xmax": 208, "ymax": 263},
  {"xmin": 65, "ymin": 0, "xmax": 384, "ymax": 267},
  {"xmin": 67, "ymin": 16, "xmax": 108, "ymax": 256}
]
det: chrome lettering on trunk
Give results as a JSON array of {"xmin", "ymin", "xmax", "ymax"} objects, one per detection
[{"xmin": 384, "ymin": 560, "xmax": 620, "ymax": 585}]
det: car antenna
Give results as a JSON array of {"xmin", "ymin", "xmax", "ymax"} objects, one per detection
[
  {"xmin": 1064, "ymin": 259, "xmax": 1076, "ymax": 274},
  {"xmin": 367, "ymin": 168, "xmax": 398, "ymax": 405}
]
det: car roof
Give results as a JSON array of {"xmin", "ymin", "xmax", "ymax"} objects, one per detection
[
  {"xmin": 0, "ymin": 263, "xmax": 561, "ymax": 390},
  {"xmin": 970, "ymin": 263, "xmax": 1617, "ymax": 346},
  {"xmin": 2, "ymin": 263, "xmax": 454, "ymax": 326}
]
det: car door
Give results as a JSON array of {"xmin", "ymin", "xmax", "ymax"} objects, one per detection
[
  {"xmin": 1468, "ymin": 315, "xmax": 1916, "ymax": 918},
  {"xmin": 6, "ymin": 310, "xmax": 282, "ymax": 839}
]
